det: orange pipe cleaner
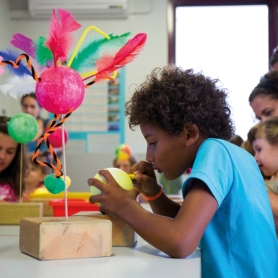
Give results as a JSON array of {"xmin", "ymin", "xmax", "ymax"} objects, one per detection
[
  {"xmin": 32, "ymin": 108, "xmax": 73, "ymax": 177},
  {"xmin": 0, "ymin": 53, "xmax": 40, "ymax": 81}
]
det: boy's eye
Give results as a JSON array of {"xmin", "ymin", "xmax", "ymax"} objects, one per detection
[{"xmin": 150, "ymin": 141, "xmax": 156, "ymax": 146}]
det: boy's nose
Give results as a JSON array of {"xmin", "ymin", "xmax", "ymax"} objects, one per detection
[
  {"xmin": 0, "ymin": 150, "xmax": 5, "ymax": 159},
  {"xmin": 146, "ymin": 152, "xmax": 154, "ymax": 163}
]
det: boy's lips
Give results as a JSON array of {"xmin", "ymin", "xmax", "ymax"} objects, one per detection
[{"xmin": 153, "ymin": 167, "xmax": 162, "ymax": 173}]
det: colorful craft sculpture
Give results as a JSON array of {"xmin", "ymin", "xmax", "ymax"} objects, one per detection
[{"xmin": 0, "ymin": 9, "xmax": 147, "ymax": 194}]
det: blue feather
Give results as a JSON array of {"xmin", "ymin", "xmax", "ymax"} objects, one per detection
[{"xmin": 0, "ymin": 48, "xmax": 32, "ymax": 77}]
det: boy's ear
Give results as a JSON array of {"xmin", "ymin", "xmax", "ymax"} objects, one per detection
[{"xmin": 183, "ymin": 123, "xmax": 200, "ymax": 146}]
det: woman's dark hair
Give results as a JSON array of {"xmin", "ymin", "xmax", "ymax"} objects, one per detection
[
  {"xmin": 125, "ymin": 67, "xmax": 234, "ymax": 140},
  {"xmin": 0, "ymin": 116, "xmax": 27, "ymax": 198},
  {"xmin": 20, "ymin": 92, "xmax": 42, "ymax": 108},
  {"xmin": 249, "ymin": 70, "xmax": 278, "ymax": 103}
]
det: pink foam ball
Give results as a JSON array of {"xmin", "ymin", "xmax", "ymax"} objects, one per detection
[
  {"xmin": 48, "ymin": 127, "xmax": 69, "ymax": 148},
  {"xmin": 36, "ymin": 66, "xmax": 85, "ymax": 114}
]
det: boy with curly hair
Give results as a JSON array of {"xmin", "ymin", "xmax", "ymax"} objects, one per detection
[{"xmin": 88, "ymin": 67, "xmax": 278, "ymax": 277}]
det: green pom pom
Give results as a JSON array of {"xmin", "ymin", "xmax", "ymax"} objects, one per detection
[
  {"xmin": 44, "ymin": 174, "xmax": 66, "ymax": 194},
  {"xmin": 8, "ymin": 113, "xmax": 38, "ymax": 143}
]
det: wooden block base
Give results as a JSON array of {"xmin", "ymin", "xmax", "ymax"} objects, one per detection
[
  {"xmin": 20, "ymin": 216, "xmax": 112, "ymax": 260},
  {"xmin": 29, "ymin": 199, "xmax": 53, "ymax": 216},
  {"xmin": 74, "ymin": 212, "xmax": 137, "ymax": 247},
  {"xmin": 0, "ymin": 203, "xmax": 43, "ymax": 225}
]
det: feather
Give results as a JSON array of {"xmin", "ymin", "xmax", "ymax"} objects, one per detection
[
  {"xmin": 86, "ymin": 33, "xmax": 147, "ymax": 82},
  {"xmin": 46, "ymin": 9, "xmax": 81, "ymax": 66},
  {"xmin": 0, "ymin": 48, "xmax": 32, "ymax": 77},
  {"xmin": 70, "ymin": 32, "xmax": 131, "ymax": 72},
  {"xmin": 10, "ymin": 33, "xmax": 36, "ymax": 59},
  {"xmin": 34, "ymin": 36, "xmax": 53, "ymax": 67},
  {"xmin": 0, "ymin": 75, "xmax": 36, "ymax": 99}
]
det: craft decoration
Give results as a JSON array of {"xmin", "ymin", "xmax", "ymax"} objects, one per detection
[
  {"xmin": 90, "ymin": 168, "xmax": 134, "ymax": 206},
  {"xmin": 0, "ymin": 8, "xmax": 147, "ymax": 201},
  {"xmin": 115, "ymin": 144, "xmax": 131, "ymax": 160},
  {"xmin": 7, "ymin": 113, "xmax": 38, "ymax": 143},
  {"xmin": 48, "ymin": 127, "xmax": 68, "ymax": 148}
]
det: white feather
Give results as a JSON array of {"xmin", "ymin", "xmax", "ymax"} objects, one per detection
[{"xmin": 0, "ymin": 75, "xmax": 36, "ymax": 99}]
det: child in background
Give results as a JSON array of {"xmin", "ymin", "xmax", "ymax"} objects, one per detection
[
  {"xmin": 248, "ymin": 116, "xmax": 278, "ymax": 193},
  {"xmin": 228, "ymin": 134, "xmax": 243, "ymax": 147},
  {"xmin": 23, "ymin": 154, "xmax": 47, "ymax": 200},
  {"xmin": 112, "ymin": 144, "xmax": 138, "ymax": 173},
  {"xmin": 88, "ymin": 67, "xmax": 278, "ymax": 277},
  {"xmin": 0, "ymin": 116, "xmax": 27, "ymax": 202}
]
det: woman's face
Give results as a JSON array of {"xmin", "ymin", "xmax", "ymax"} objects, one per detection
[
  {"xmin": 21, "ymin": 96, "xmax": 41, "ymax": 119},
  {"xmin": 250, "ymin": 95, "xmax": 278, "ymax": 122},
  {"xmin": 0, "ymin": 132, "xmax": 18, "ymax": 172}
]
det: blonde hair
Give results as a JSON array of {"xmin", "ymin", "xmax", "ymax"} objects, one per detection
[{"xmin": 248, "ymin": 116, "xmax": 278, "ymax": 146}]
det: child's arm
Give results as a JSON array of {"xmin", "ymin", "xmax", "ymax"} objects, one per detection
[
  {"xmin": 131, "ymin": 160, "xmax": 181, "ymax": 217},
  {"xmin": 88, "ymin": 170, "xmax": 218, "ymax": 258},
  {"xmin": 268, "ymin": 191, "xmax": 278, "ymax": 233}
]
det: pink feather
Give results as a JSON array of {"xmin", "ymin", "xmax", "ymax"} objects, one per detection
[
  {"xmin": 46, "ymin": 9, "xmax": 81, "ymax": 66},
  {"xmin": 91, "ymin": 33, "xmax": 147, "ymax": 82}
]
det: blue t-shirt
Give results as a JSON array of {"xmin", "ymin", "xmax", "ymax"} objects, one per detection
[{"xmin": 182, "ymin": 139, "xmax": 278, "ymax": 278}]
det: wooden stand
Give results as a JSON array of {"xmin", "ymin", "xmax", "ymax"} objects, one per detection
[
  {"xmin": 29, "ymin": 199, "xmax": 54, "ymax": 216},
  {"xmin": 0, "ymin": 203, "xmax": 43, "ymax": 225},
  {"xmin": 19, "ymin": 216, "xmax": 112, "ymax": 260},
  {"xmin": 74, "ymin": 212, "xmax": 137, "ymax": 247}
]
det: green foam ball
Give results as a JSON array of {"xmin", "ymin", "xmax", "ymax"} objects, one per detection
[
  {"xmin": 8, "ymin": 113, "xmax": 38, "ymax": 143},
  {"xmin": 44, "ymin": 174, "xmax": 66, "ymax": 194}
]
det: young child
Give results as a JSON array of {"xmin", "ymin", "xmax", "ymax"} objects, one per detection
[
  {"xmin": 248, "ymin": 116, "xmax": 278, "ymax": 193},
  {"xmin": 112, "ymin": 144, "xmax": 138, "ymax": 173},
  {"xmin": 0, "ymin": 116, "xmax": 27, "ymax": 202},
  {"xmin": 23, "ymin": 154, "xmax": 47, "ymax": 199},
  {"xmin": 88, "ymin": 67, "xmax": 278, "ymax": 277}
]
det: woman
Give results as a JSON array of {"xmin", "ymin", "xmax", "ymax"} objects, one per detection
[
  {"xmin": 249, "ymin": 70, "xmax": 278, "ymax": 232},
  {"xmin": 20, "ymin": 93, "xmax": 51, "ymax": 156},
  {"xmin": 249, "ymin": 70, "xmax": 278, "ymax": 122}
]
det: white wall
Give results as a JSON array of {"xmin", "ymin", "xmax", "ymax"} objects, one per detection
[{"xmin": 0, "ymin": 0, "xmax": 168, "ymax": 190}]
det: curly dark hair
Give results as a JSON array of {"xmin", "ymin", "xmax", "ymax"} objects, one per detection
[
  {"xmin": 125, "ymin": 67, "xmax": 234, "ymax": 139},
  {"xmin": 249, "ymin": 70, "xmax": 278, "ymax": 103}
]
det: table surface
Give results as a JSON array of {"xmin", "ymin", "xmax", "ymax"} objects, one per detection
[
  {"xmin": 0, "ymin": 203, "xmax": 200, "ymax": 278},
  {"xmin": 0, "ymin": 224, "xmax": 200, "ymax": 278}
]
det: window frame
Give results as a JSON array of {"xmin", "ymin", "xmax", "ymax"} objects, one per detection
[{"xmin": 168, "ymin": 0, "xmax": 278, "ymax": 64}]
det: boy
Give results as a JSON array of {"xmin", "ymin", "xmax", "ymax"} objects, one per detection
[{"xmin": 88, "ymin": 67, "xmax": 278, "ymax": 277}]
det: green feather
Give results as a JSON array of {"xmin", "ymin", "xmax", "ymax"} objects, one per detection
[
  {"xmin": 34, "ymin": 36, "xmax": 53, "ymax": 66},
  {"xmin": 70, "ymin": 32, "xmax": 131, "ymax": 72}
]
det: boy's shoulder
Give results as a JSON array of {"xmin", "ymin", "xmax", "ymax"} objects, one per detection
[{"xmin": 200, "ymin": 138, "xmax": 253, "ymax": 159}]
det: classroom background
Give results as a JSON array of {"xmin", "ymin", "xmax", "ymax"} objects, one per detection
[{"xmin": 0, "ymin": 0, "xmax": 276, "ymax": 191}]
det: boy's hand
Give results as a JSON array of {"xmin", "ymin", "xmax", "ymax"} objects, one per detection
[
  {"xmin": 130, "ymin": 161, "xmax": 161, "ymax": 197},
  {"xmin": 88, "ymin": 169, "xmax": 138, "ymax": 218}
]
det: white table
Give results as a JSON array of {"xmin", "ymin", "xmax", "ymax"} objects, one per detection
[{"xmin": 0, "ymin": 225, "xmax": 200, "ymax": 278}]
